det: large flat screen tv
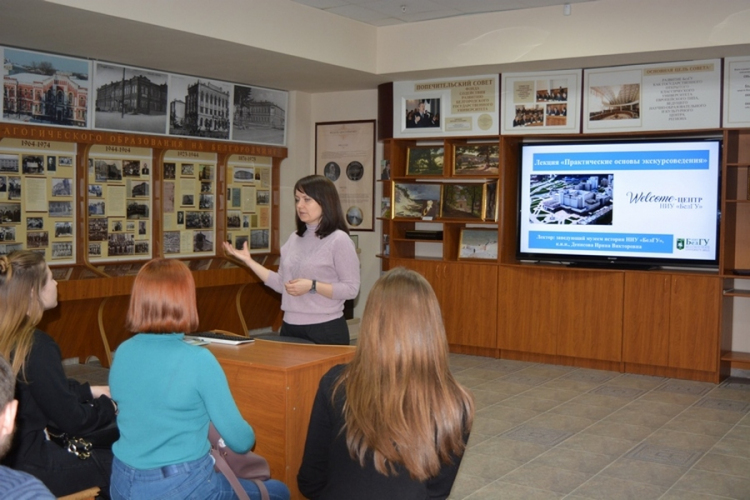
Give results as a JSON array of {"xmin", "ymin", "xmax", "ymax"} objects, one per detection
[{"xmin": 517, "ymin": 138, "xmax": 721, "ymax": 269}]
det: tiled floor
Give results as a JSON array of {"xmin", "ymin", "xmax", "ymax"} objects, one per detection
[{"xmin": 447, "ymin": 354, "xmax": 750, "ymax": 500}]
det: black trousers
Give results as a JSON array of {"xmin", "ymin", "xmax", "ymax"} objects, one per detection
[
  {"xmin": 17, "ymin": 440, "xmax": 112, "ymax": 498},
  {"xmin": 280, "ymin": 316, "xmax": 350, "ymax": 345}
]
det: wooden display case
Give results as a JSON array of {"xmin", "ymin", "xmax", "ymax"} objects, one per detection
[
  {"xmin": 0, "ymin": 124, "xmax": 287, "ymax": 366},
  {"xmin": 380, "ymin": 129, "xmax": 750, "ymax": 383}
]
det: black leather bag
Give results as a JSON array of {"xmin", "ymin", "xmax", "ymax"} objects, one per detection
[{"xmin": 47, "ymin": 421, "xmax": 119, "ymax": 459}]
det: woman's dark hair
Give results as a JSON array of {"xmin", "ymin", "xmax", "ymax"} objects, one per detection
[{"xmin": 294, "ymin": 175, "xmax": 349, "ymax": 238}]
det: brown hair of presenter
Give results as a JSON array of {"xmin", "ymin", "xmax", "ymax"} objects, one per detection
[
  {"xmin": 293, "ymin": 175, "xmax": 349, "ymax": 238},
  {"xmin": 126, "ymin": 258, "xmax": 199, "ymax": 334},
  {"xmin": 0, "ymin": 251, "xmax": 50, "ymax": 376},
  {"xmin": 333, "ymin": 267, "xmax": 474, "ymax": 480}
]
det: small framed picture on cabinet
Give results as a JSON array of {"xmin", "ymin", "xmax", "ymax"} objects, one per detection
[
  {"xmin": 441, "ymin": 183, "xmax": 484, "ymax": 220},
  {"xmin": 393, "ymin": 182, "xmax": 442, "ymax": 218},
  {"xmin": 406, "ymin": 146, "xmax": 444, "ymax": 176},
  {"xmin": 458, "ymin": 228, "xmax": 498, "ymax": 260},
  {"xmin": 453, "ymin": 144, "xmax": 499, "ymax": 175},
  {"xmin": 484, "ymin": 181, "xmax": 499, "ymax": 222}
]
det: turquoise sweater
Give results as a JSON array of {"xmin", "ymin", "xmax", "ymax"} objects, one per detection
[{"xmin": 110, "ymin": 334, "xmax": 254, "ymax": 469}]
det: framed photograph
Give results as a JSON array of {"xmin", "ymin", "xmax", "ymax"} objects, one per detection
[
  {"xmin": 484, "ymin": 181, "xmax": 499, "ymax": 222},
  {"xmin": 454, "ymin": 144, "xmax": 499, "ymax": 175},
  {"xmin": 441, "ymin": 183, "xmax": 484, "ymax": 220},
  {"xmin": 393, "ymin": 182, "xmax": 441, "ymax": 218},
  {"xmin": 459, "ymin": 228, "xmax": 498, "ymax": 260},
  {"xmin": 380, "ymin": 197, "xmax": 392, "ymax": 218},
  {"xmin": 315, "ymin": 120, "xmax": 376, "ymax": 231},
  {"xmin": 406, "ymin": 146, "xmax": 444, "ymax": 176}
]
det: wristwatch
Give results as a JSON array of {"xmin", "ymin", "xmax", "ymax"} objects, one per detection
[{"xmin": 309, "ymin": 280, "xmax": 317, "ymax": 294}]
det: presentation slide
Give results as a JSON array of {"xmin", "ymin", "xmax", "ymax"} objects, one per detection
[{"xmin": 518, "ymin": 140, "xmax": 720, "ymax": 263}]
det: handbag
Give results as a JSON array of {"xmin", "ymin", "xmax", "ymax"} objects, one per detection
[
  {"xmin": 208, "ymin": 423, "xmax": 271, "ymax": 500},
  {"xmin": 46, "ymin": 421, "xmax": 120, "ymax": 460}
]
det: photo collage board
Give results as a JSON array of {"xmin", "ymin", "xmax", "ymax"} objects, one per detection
[
  {"xmin": 87, "ymin": 145, "xmax": 152, "ymax": 263},
  {"xmin": 226, "ymin": 154, "xmax": 272, "ymax": 253},
  {"xmin": 162, "ymin": 150, "xmax": 217, "ymax": 258},
  {"xmin": 0, "ymin": 138, "xmax": 77, "ymax": 264}
]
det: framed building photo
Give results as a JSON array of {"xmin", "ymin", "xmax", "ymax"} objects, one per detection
[
  {"xmin": 458, "ymin": 228, "xmax": 498, "ymax": 260},
  {"xmin": 393, "ymin": 182, "xmax": 441, "ymax": 218},
  {"xmin": 453, "ymin": 144, "xmax": 499, "ymax": 175},
  {"xmin": 406, "ymin": 146, "xmax": 444, "ymax": 176},
  {"xmin": 441, "ymin": 183, "xmax": 484, "ymax": 220}
]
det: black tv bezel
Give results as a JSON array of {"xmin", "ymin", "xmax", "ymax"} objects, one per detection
[{"xmin": 515, "ymin": 136, "xmax": 722, "ymax": 271}]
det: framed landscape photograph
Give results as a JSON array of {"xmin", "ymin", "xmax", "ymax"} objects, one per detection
[
  {"xmin": 484, "ymin": 181, "xmax": 499, "ymax": 222},
  {"xmin": 453, "ymin": 144, "xmax": 499, "ymax": 175},
  {"xmin": 393, "ymin": 182, "xmax": 442, "ymax": 218},
  {"xmin": 441, "ymin": 183, "xmax": 484, "ymax": 219},
  {"xmin": 406, "ymin": 146, "xmax": 444, "ymax": 176},
  {"xmin": 459, "ymin": 228, "xmax": 498, "ymax": 260}
]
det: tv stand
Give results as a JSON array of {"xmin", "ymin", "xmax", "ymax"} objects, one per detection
[{"xmin": 566, "ymin": 261, "xmax": 656, "ymax": 271}]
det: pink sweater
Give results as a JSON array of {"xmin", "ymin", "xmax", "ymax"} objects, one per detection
[{"xmin": 265, "ymin": 227, "xmax": 360, "ymax": 325}]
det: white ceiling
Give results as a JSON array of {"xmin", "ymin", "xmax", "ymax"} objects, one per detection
[{"xmin": 291, "ymin": 0, "xmax": 594, "ymax": 26}]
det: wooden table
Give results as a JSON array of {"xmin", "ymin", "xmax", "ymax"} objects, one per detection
[{"xmin": 207, "ymin": 340, "xmax": 355, "ymax": 500}]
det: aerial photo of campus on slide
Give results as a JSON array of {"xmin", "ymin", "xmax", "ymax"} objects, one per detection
[{"xmin": 528, "ymin": 174, "xmax": 613, "ymax": 225}]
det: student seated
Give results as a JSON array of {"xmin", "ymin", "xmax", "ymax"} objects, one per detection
[
  {"xmin": 0, "ymin": 251, "xmax": 116, "ymax": 497},
  {"xmin": 297, "ymin": 267, "xmax": 475, "ymax": 500},
  {"xmin": 109, "ymin": 258, "xmax": 290, "ymax": 500}
]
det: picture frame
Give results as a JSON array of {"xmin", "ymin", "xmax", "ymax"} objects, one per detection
[
  {"xmin": 380, "ymin": 197, "xmax": 392, "ymax": 218},
  {"xmin": 453, "ymin": 144, "xmax": 499, "ymax": 175},
  {"xmin": 315, "ymin": 120, "xmax": 376, "ymax": 231},
  {"xmin": 393, "ymin": 182, "xmax": 442, "ymax": 219},
  {"xmin": 483, "ymin": 181, "xmax": 499, "ymax": 222},
  {"xmin": 406, "ymin": 146, "xmax": 444, "ymax": 176},
  {"xmin": 441, "ymin": 183, "xmax": 484, "ymax": 220},
  {"xmin": 458, "ymin": 228, "xmax": 498, "ymax": 260}
]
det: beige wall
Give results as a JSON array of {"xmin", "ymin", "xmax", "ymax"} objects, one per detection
[{"xmin": 279, "ymin": 89, "xmax": 380, "ymax": 320}]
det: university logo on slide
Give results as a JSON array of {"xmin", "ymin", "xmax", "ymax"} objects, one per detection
[{"xmin": 676, "ymin": 238, "xmax": 685, "ymax": 250}]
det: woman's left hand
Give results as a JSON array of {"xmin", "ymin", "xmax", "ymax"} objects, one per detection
[
  {"xmin": 91, "ymin": 385, "xmax": 111, "ymax": 399},
  {"xmin": 285, "ymin": 279, "xmax": 313, "ymax": 296}
]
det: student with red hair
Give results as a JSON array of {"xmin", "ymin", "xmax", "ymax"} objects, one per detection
[{"xmin": 109, "ymin": 258, "xmax": 289, "ymax": 500}]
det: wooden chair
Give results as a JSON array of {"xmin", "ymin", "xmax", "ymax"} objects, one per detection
[{"xmin": 57, "ymin": 486, "xmax": 100, "ymax": 500}]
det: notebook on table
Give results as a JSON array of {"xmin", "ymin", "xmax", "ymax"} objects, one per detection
[{"xmin": 184, "ymin": 330, "xmax": 255, "ymax": 345}]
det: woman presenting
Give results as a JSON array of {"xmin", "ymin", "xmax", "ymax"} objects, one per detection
[{"xmin": 223, "ymin": 175, "xmax": 360, "ymax": 345}]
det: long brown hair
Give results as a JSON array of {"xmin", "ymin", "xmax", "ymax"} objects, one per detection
[
  {"xmin": 0, "ymin": 251, "xmax": 49, "ymax": 376},
  {"xmin": 334, "ymin": 267, "xmax": 474, "ymax": 481},
  {"xmin": 126, "ymin": 258, "xmax": 199, "ymax": 334}
]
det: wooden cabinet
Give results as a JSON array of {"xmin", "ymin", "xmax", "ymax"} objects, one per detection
[
  {"xmin": 498, "ymin": 266, "xmax": 623, "ymax": 367},
  {"xmin": 624, "ymin": 273, "xmax": 721, "ymax": 379},
  {"xmin": 388, "ymin": 259, "xmax": 498, "ymax": 351},
  {"xmin": 377, "ymin": 129, "xmax": 750, "ymax": 382}
]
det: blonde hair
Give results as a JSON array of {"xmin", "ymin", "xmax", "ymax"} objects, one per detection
[
  {"xmin": 0, "ymin": 251, "xmax": 49, "ymax": 376},
  {"xmin": 334, "ymin": 267, "xmax": 474, "ymax": 481}
]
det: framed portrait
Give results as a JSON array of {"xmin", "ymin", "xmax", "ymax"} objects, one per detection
[
  {"xmin": 393, "ymin": 182, "xmax": 441, "ymax": 219},
  {"xmin": 484, "ymin": 181, "xmax": 499, "ymax": 222},
  {"xmin": 458, "ymin": 228, "xmax": 498, "ymax": 260},
  {"xmin": 406, "ymin": 146, "xmax": 444, "ymax": 176},
  {"xmin": 315, "ymin": 120, "xmax": 376, "ymax": 231},
  {"xmin": 453, "ymin": 144, "xmax": 499, "ymax": 175},
  {"xmin": 441, "ymin": 183, "xmax": 484, "ymax": 220}
]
